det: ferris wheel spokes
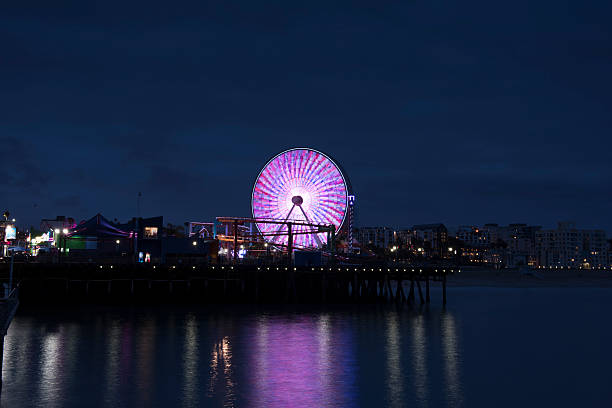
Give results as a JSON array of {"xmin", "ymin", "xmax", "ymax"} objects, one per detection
[
  {"xmin": 297, "ymin": 204, "xmax": 323, "ymax": 248},
  {"xmin": 270, "ymin": 203, "xmax": 297, "ymax": 245},
  {"xmin": 268, "ymin": 194, "xmax": 325, "ymax": 249}
]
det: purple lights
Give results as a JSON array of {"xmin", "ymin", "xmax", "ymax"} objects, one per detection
[{"xmin": 252, "ymin": 148, "xmax": 349, "ymax": 249}]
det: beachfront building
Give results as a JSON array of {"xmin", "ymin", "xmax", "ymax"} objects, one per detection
[
  {"xmin": 500, "ymin": 224, "xmax": 540, "ymax": 267},
  {"xmin": 412, "ymin": 224, "xmax": 448, "ymax": 258},
  {"xmin": 456, "ymin": 225, "xmax": 489, "ymax": 248},
  {"xmin": 455, "ymin": 225, "xmax": 496, "ymax": 265},
  {"xmin": 535, "ymin": 222, "xmax": 608, "ymax": 269},
  {"xmin": 394, "ymin": 228, "xmax": 413, "ymax": 249},
  {"xmin": 356, "ymin": 226, "xmax": 394, "ymax": 249},
  {"xmin": 453, "ymin": 223, "xmax": 541, "ymax": 267}
]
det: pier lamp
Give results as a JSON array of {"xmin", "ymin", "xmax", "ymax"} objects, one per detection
[
  {"xmin": 55, "ymin": 228, "xmax": 69, "ymax": 261},
  {"xmin": 53, "ymin": 229, "xmax": 60, "ymax": 247}
]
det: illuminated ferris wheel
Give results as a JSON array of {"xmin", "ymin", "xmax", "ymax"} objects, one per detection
[{"xmin": 252, "ymin": 148, "xmax": 350, "ymax": 249}]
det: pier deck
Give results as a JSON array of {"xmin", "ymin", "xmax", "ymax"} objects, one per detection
[{"xmin": 0, "ymin": 263, "xmax": 455, "ymax": 305}]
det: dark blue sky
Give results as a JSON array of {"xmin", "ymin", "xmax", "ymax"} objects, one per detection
[{"xmin": 2, "ymin": 1, "xmax": 611, "ymax": 232}]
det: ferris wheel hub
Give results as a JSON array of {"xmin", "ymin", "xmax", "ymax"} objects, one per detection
[{"xmin": 291, "ymin": 195, "xmax": 304, "ymax": 206}]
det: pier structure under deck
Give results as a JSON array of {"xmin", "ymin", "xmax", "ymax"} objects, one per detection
[
  {"xmin": 0, "ymin": 287, "xmax": 19, "ymax": 394},
  {"xmin": 0, "ymin": 264, "xmax": 454, "ymax": 305}
]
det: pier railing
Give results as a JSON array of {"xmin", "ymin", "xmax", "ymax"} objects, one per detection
[{"xmin": 0, "ymin": 286, "xmax": 19, "ymax": 336}]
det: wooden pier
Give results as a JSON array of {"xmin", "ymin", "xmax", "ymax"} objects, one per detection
[{"xmin": 0, "ymin": 263, "xmax": 455, "ymax": 305}]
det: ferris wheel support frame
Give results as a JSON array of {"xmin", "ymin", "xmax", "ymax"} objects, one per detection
[
  {"xmin": 216, "ymin": 216, "xmax": 335, "ymax": 264},
  {"xmin": 269, "ymin": 202, "xmax": 324, "ymax": 249}
]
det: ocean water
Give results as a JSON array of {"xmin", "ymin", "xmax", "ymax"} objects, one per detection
[{"xmin": 2, "ymin": 288, "xmax": 611, "ymax": 407}]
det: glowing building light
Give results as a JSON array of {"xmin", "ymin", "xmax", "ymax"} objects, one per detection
[{"xmin": 4, "ymin": 225, "xmax": 16, "ymax": 240}]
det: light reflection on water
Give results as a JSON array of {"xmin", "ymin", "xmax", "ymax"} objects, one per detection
[
  {"xmin": 411, "ymin": 314, "xmax": 428, "ymax": 407},
  {"xmin": 6, "ymin": 289, "xmax": 608, "ymax": 407},
  {"xmin": 182, "ymin": 314, "xmax": 198, "ymax": 408},
  {"xmin": 207, "ymin": 336, "xmax": 234, "ymax": 407},
  {"xmin": 0, "ymin": 305, "xmax": 465, "ymax": 408},
  {"xmin": 104, "ymin": 321, "xmax": 121, "ymax": 407},
  {"xmin": 441, "ymin": 312, "xmax": 463, "ymax": 407},
  {"xmin": 385, "ymin": 312, "xmax": 404, "ymax": 408},
  {"xmin": 136, "ymin": 316, "xmax": 155, "ymax": 406},
  {"xmin": 249, "ymin": 313, "xmax": 356, "ymax": 408},
  {"xmin": 38, "ymin": 331, "xmax": 60, "ymax": 407}
]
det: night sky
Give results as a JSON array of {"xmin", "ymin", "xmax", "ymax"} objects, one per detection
[{"xmin": 2, "ymin": 1, "xmax": 611, "ymax": 233}]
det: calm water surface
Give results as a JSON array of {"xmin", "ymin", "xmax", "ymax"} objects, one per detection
[{"xmin": 2, "ymin": 288, "xmax": 612, "ymax": 407}]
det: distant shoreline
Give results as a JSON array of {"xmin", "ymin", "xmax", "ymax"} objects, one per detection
[{"xmin": 445, "ymin": 267, "xmax": 612, "ymax": 288}]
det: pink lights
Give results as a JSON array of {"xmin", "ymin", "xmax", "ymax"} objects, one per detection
[{"xmin": 252, "ymin": 148, "xmax": 349, "ymax": 249}]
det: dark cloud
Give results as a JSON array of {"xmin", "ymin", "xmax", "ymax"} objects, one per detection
[
  {"xmin": 1, "ymin": 0, "xmax": 611, "ymax": 233},
  {"xmin": 145, "ymin": 165, "xmax": 206, "ymax": 194},
  {"xmin": 0, "ymin": 137, "xmax": 50, "ymax": 189},
  {"xmin": 53, "ymin": 194, "xmax": 81, "ymax": 208}
]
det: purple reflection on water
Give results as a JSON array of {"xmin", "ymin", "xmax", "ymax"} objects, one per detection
[{"xmin": 249, "ymin": 314, "xmax": 357, "ymax": 408}]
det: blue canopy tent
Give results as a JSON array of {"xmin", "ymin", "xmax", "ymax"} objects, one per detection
[
  {"xmin": 67, "ymin": 214, "xmax": 130, "ymax": 238},
  {"xmin": 62, "ymin": 214, "xmax": 131, "ymax": 254}
]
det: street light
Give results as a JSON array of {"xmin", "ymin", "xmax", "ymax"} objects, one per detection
[
  {"xmin": 192, "ymin": 241, "xmax": 197, "ymax": 246},
  {"xmin": 55, "ymin": 228, "xmax": 69, "ymax": 262},
  {"xmin": 52, "ymin": 228, "xmax": 61, "ymax": 248}
]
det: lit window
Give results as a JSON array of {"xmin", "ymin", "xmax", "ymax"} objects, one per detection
[{"xmin": 144, "ymin": 226, "xmax": 158, "ymax": 238}]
